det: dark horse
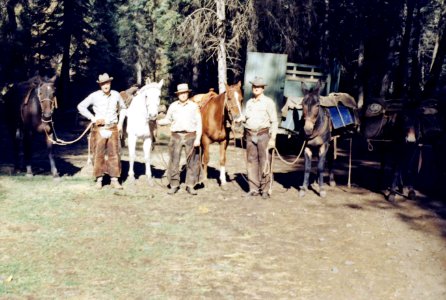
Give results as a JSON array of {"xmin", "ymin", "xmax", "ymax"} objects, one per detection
[
  {"xmin": 299, "ymin": 81, "xmax": 335, "ymax": 198},
  {"xmin": 360, "ymin": 98, "xmax": 419, "ymax": 202},
  {"xmin": 4, "ymin": 75, "xmax": 58, "ymax": 177},
  {"xmin": 199, "ymin": 82, "xmax": 244, "ymax": 186}
]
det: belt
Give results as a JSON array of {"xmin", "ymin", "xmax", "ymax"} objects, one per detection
[
  {"xmin": 245, "ymin": 127, "xmax": 269, "ymax": 135},
  {"xmin": 172, "ymin": 131, "xmax": 196, "ymax": 137},
  {"xmin": 96, "ymin": 123, "xmax": 117, "ymax": 129}
]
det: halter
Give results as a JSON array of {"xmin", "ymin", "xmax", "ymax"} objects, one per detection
[
  {"xmin": 138, "ymin": 85, "xmax": 160, "ymax": 122},
  {"xmin": 302, "ymin": 95, "xmax": 329, "ymax": 140},
  {"xmin": 223, "ymin": 88, "xmax": 242, "ymax": 121},
  {"xmin": 36, "ymin": 83, "xmax": 57, "ymax": 123}
]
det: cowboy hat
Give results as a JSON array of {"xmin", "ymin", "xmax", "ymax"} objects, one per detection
[
  {"xmin": 97, "ymin": 73, "xmax": 114, "ymax": 84},
  {"xmin": 175, "ymin": 83, "xmax": 192, "ymax": 94},
  {"xmin": 249, "ymin": 76, "xmax": 267, "ymax": 87}
]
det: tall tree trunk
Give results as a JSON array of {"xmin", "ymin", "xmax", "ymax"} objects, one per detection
[
  {"xmin": 246, "ymin": 0, "xmax": 257, "ymax": 52},
  {"xmin": 409, "ymin": 2, "xmax": 423, "ymax": 100},
  {"xmin": 135, "ymin": 61, "xmax": 142, "ymax": 86},
  {"xmin": 357, "ymin": 40, "xmax": 365, "ymax": 109},
  {"xmin": 60, "ymin": 0, "xmax": 74, "ymax": 108},
  {"xmin": 5, "ymin": 0, "xmax": 19, "ymax": 40},
  {"xmin": 394, "ymin": 0, "xmax": 416, "ymax": 98},
  {"xmin": 424, "ymin": 3, "xmax": 446, "ymax": 98},
  {"xmin": 216, "ymin": 0, "xmax": 227, "ymax": 93}
]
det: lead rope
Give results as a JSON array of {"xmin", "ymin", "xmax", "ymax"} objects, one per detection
[{"xmin": 44, "ymin": 121, "xmax": 93, "ymax": 145}]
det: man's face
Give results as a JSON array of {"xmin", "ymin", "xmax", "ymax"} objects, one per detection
[
  {"xmin": 178, "ymin": 92, "xmax": 189, "ymax": 102},
  {"xmin": 100, "ymin": 82, "xmax": 111, "ymax": 94},
  {"xmin": 252, "ymin": 85, "xmax": 264, "ymax": 97}
]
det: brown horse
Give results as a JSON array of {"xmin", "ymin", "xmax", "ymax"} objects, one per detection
[
  {"xmin": 4, "ymin": 75, "xmax": 58, "ymax": 176},
  {"xmin": 199, "ymin": 82, "xmax": 244, "ymax": 185}
]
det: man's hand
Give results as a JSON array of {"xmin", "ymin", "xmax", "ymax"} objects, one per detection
[
  {"xmin": 193, "ymin": 139, "xmax": 200, "ymax": 147},
  {"xmin": 267, "ymin": 139, "xmax": 276, "ymax": 150}
]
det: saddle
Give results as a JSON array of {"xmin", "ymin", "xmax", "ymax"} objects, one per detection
[
  {"xmin": 364, "ymin": 98, "xmax": 404, "ymax": 117},
  {"xmin": 191, "ymin": 89, "xmax": 218, "ymax": 110},
  {"xmin": 362, "ymin": 98, "xmax": 405, "ymax": 139},
  {"xmin": 119, "ymin": 86, "xmax": 139, "ymax": 107}
]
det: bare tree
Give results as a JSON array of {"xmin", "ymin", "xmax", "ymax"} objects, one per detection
[{"xmin": 179, "ymin": 0, "xmax": 255, "ymax": 93}]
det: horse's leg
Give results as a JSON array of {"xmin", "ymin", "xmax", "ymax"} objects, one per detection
[
  {"xmin": 403, "ymin": 142, "xmax": 418, "ymax": 200},
  {"xmin": 219, "ymin": 139, "xmax": 228, "ymax": 185},
  {"xmin": 142, "ymin": 136, "xmax": 154, "ymax": 186},
  {"xmin": 378, "ymin": 144, "xmax": 387, "ymax": 190},
  {"xmin": 317, "ymin": 143, "xmax": 330, "ymax": 198},
  {"xmin": 388, "ymin": 143, "xmax": 403, "ymax": 203},
  {"xmin": 46, "ymin": 133, "xmax": 58, "ymax": 177},
  {"xmin": 201, "ymin": 135, "xmax": 211, "ymax": 183},
  {"xmin": 388, "ymin": 167, "xmax": 401, "ymax": 203},
  {"xmin": 127, "ymin": 133, "xmax": 137, "ymax": 182},
  {"xmin": 11, "ymin": 127, "xmax": 21, "ymax": 172},
  {"xmin": 299, "ymin": 147, "xmax": 312, "ymax": 197},
  {"xmin": 23, "ymin": 130, "xmax": 33, "ymax": 177}
]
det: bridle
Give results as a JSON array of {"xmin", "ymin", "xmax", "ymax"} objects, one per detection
[
  {"xmin": 223, "ymin": 88, "xmax": 243, "ymax": 121},
  {"xmin": 142, "ymin": 86, "xmax": 160, "ymax": 121},
  {"xmin": 37, "ymin": 83, "xmax": 57, "ymax": 123},
  {"xmin": 302, "ymin": 94, "xmax": 329, "ymax": 139}
]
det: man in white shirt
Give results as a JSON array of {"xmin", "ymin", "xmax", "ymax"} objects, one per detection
[
  {"xmin": 243, "ymin": 77, "xmax": 278, "ymax": 198},
  {"xmin": 77, "ymin": 73, "xmax": 127, "ymax": 189},
  {"xmin": 157, "ymin": 83, "xmax": 202, "ymax": 195}
]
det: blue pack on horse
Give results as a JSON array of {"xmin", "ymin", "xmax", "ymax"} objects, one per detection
[
  {"xmin": 193, "ymin": 82, "xmax": 244, "ymax": 186},
  {"xmin": 3, "ymin": 75, "xmax": 58, "ymax": 177},
  {"xmin": 123, "ymin": 79, "xmax": 164, "ymax": 185}
]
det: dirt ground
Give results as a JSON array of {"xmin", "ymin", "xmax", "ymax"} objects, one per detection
[{"xmin": 0, "ymin": 122, "xmax": 446, "ymax": 299}]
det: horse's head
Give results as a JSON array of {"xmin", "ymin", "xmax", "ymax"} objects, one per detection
[
  {"xmin": 301, "ymin": 80, "xmax": 323, "ymax": 137},
  {"xmin": 225, "ymin": 81, "xmax": 244, "ymax": 123},
  {"xmin": 136, "ymin": 79, "xmax": 164, "ymax": 121},
  {"xmin": 37, "ymin": 75, "xmax": 57, "ymax": 122}
]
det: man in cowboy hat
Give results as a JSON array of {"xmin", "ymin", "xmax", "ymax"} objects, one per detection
[
  {"xmin": 77, "ymin": 73, "xmax": 127, "ymax": 189},
  {"xmin": 243, "ymin": 76, "xmax": 278, "ymax": 199},
  {"xmin": 157, "ymin": 83, "xmax": 202, "ymax": 195}
]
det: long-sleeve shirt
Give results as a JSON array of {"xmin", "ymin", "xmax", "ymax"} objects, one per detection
[
  {"xmin": 77, "ymin": 90, "xmax": 126, "ymax": 125},
  {"xmin": 158, "ymin": 100, "xmax": 202, "ymax": 142},
  {"xmin": 244, "ymin": 94, "xmax": 278, "ymax": 140}
]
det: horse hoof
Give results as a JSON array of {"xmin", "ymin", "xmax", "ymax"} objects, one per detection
[
  {"xmin": 127, "ymin": 176, "xmax": 136, "ymax": 184},
  {"xmin": 220, "ymin": 184, "xmax": 228, "ymax": 191},
  {"xmin": 387, "ymin": 193, "xmax": 396, "ymax": 203},
  {"xmin": 320, "ymin": 190, "xmax": 327, "ymax": 198},
  {"xmin": 299, "ymin": 190, "xmax": 306, "ymax": 198},
  {"xmin": 329, "ymin": 181, "xmax": 336, "ymax": 187},
  {"xmin": 25, "ymin": 173, "xmax": 33, "ymax": 178},
  {"xmin": 147, "ymin": 178, "xmax": 154, "ymax": 187},
  {"xmin": 408, "ymin": 190, "xmax": 416, "ymax": 200}
]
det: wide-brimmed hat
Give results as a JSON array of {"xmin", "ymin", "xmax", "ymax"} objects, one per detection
[
  {"xmin": 249, "ymin": 76, "xmax": 267, "ymax": 87},
  {"xmin": 97, "ymin": 73, "xmax": 113, "ymax": 84},
  {"xmin": 175, "ymin": 83, "xmax": 192, "ymax": 94}
]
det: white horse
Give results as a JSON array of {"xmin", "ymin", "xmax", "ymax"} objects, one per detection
[{"xmin": 126, "ymin": 79, "xmax": 164, "ymax": 185}]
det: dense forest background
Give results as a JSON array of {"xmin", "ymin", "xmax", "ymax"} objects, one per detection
[{"xmin": 0, "ymin": 0, "xmax": 445, "ymax": 113}]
